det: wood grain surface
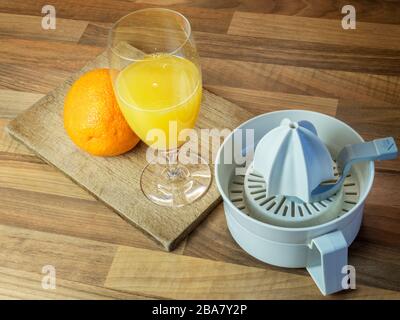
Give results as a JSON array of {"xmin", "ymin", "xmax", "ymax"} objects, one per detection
[{"xmin": 0, "ymin": 0, "xmax": 399, "ymax": 300}]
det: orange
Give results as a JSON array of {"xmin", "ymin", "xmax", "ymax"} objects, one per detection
[{"xmin": 64, "ymin": 68, "xmax": 140, "ymax": 156}]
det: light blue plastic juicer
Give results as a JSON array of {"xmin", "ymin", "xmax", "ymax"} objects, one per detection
[{"xmin": 217, "ymin": 110, "xmax": 399, "ymax": 295}]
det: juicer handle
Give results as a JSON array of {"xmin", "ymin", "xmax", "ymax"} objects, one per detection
[
  {"xmin": 306, "ymin": 230, "xmax": 348, "ymax": 295},
  {"xmin": 337, "ymin": 137, "xmax": 398, "ymax": 177}
]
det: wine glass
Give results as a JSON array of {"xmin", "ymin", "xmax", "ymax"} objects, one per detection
[{"xmin": 108, "ymin": 8, "xmax": 211, "ymax": 207}]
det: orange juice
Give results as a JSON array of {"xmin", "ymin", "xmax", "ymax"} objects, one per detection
[{"xmin": 115, "ymin": 54, "xmax": 202, "ymax": 150}]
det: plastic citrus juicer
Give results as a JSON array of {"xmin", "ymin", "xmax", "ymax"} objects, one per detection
[{"xmin": 215, "ymin": 110, "xmax": 398, "ymax": 295}]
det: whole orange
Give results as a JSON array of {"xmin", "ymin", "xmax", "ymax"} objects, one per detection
[{"xmin": 64, "ymin": 68, "xmax": 140, "ymax": 156}]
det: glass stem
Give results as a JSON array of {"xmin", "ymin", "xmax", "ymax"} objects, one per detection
[{"xmin": 163, "ymin": 148, "xmax": 181, "ymax": 179}]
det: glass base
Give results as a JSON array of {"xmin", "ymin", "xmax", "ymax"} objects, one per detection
[{"xmin": 140, "ymin": 153, "xmax": 212, "ymax": 207}]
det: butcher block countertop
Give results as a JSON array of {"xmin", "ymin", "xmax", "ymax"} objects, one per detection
[{"xmin": 0, "ymin": 0, "xmax": 399, "ymax": 299}]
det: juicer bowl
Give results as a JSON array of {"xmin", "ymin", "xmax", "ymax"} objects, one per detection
[{"xmin": 215, "ymin": 110, "xmax": 375, "ymax": 295}]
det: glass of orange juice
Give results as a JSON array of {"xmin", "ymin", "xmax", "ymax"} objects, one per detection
[{"xmin": 108, "ymin": 8, "xmax": 211, "ymax": 207}]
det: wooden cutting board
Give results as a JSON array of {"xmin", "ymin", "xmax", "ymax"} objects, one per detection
[{"xmin": 6, "ymin": 51, "xmax": 252, "ymax": 251}]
